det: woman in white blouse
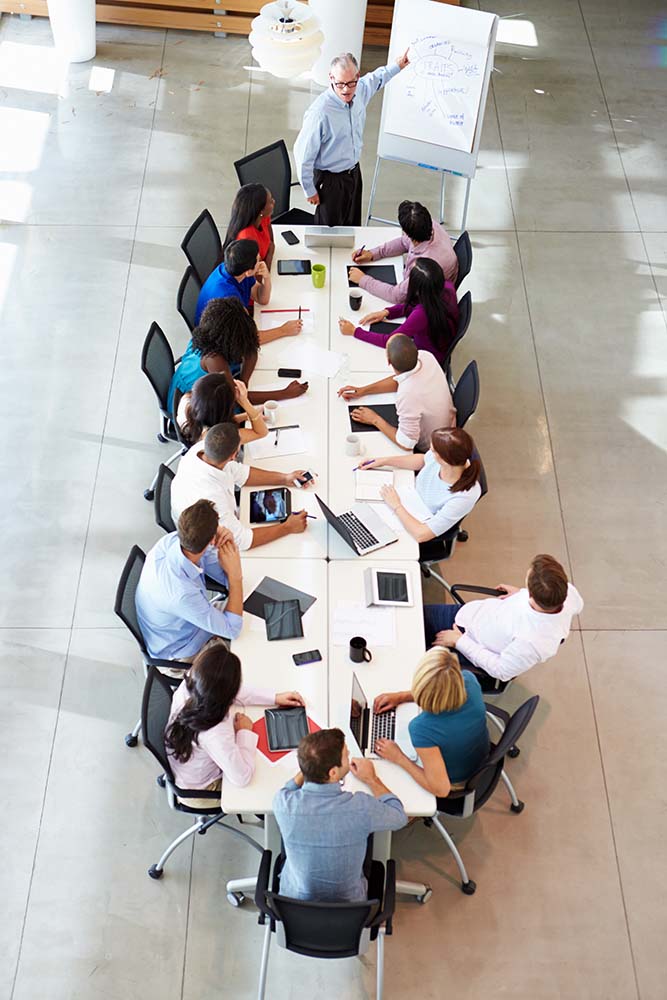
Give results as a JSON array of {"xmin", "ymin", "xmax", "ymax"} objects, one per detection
[
  {"xmin": 362, "ymin": 427, "xmax": 482, "ymax": 543},
  {"xmin": 165, "ymin": 644, "xmax": 304, "ymax": 792}
]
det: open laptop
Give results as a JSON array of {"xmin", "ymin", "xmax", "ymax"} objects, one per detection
[
  {"xmin": 315, "ymin": 494, "xmax": 398, "ymax": 556},
  {"xmin": 349, "ymin": 672, "xmax": 419, "ymax": 759},
  {"xmin": 304, "ymin": 226, "xmax": 355, "ymax": 249}
]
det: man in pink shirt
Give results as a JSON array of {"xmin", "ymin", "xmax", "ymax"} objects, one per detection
[
  {"xmin": 348, "ymin": 200, "xmax": 458, "ymax": 303},
  {"xmin": 338, "ymin": 334, "xmax": 455, "ymax": 451}
]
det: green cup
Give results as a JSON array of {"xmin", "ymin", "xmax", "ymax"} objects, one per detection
[{"xmin": 311, "ymin": 263, "xmax": 326, "ymax": 289}]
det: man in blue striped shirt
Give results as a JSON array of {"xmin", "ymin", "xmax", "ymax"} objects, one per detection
[{"xmin": 294, "ymin": 49, "xmax": 410, "ymax": 226}]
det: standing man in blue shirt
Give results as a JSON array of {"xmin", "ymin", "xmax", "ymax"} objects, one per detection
[{"xmin": 294, "ymin": 50, "xmax": 410, "ymax": 227}]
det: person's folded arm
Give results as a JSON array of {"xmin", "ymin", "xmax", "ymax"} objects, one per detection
[
  {"xmin": 359, "ymin": 272, "xmax": 408, "ymax": 304},
  {"xmin": 454, "ymin": 635, "xmax": 541, "ymax": 683}
]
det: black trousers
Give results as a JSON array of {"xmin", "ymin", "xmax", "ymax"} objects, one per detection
[{"xmin": 313, "ymin": 163, "xmax": 362, "ymax": 227}]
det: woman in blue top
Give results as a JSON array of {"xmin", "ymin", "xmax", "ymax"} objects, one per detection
[
  {"xmin": 361, "ymin": 427, "xmax": 482, "ymax": 543},
  {"xmin": 373, "ymin": 647, "xmax": 489, "ymax": 797}
]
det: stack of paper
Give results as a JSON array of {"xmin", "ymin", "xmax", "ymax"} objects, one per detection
[
  {"xmin": 331, "ymin": 602, "xmax": 396, "ymax": 648},
  {"xmin": 244, "ymin": 427, "xmax": 306, "ymax": 460},
  {"xmin": 376, "ymin": 485, "xmax": 432, "ymax": 532},
  {"xmin": 279, "ymin": 342, "xmax": 345, "ymax": 379},
  {"xmin": 355, "ymin": 469, "xmax": 394, "ymax": 502}
]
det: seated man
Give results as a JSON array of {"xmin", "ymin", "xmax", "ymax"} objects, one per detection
[
  {"xmin": 273, "ymin": 728, "xmax": 407, "ymax": 901},
  {"xmin": 170, "ymin": 422, "xmax": 309, "ymax": 551},
  {"xmin": 338, "ymin": 333, "xmax": 455, "ymax": 452},
  {"xmin": 425, "ymin": 554, "xmax": 584, "ymax": 683},
  {"xmin": 135, "ymin": 499, "xmax": 243, "ymax": 661},
  {"xmin": 348, "ymin": 199, "xmax": 458, "ymax": 302}
]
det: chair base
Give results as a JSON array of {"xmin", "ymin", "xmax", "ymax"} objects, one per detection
[{"xmin": 396, "ymin": 879, "xmax": 433, "ymax": 904}]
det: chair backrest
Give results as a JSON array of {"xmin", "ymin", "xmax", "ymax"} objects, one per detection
[
  {"xmin": 171, "ymin": 386, "xmax": 189, "ymax": 447},
  {"xmin": 442, "ymin": 291, "xmax": 472, "ymax": 378},
  {"xmin": 265, "ymin": 894, "xmax": 378, "ymax": 959},
  {"xmin": 488, "ymin": 695, "xmax": 540, "ymax": 766},
  {"xmin": 177, "ymin": 265, "xmax": 202, "ymax": 334},
  {"xmin": 141, "ymin": 666, "xmax": 177, "ymax": 777},
  {"xmin": 181, "ymin": 208, "xmax": 222, "ymax": 285},
  {"xmin": 453, "ymin": 230, "xmax": 472, "ymax": 289},
  {"xmin": 454, "ymin": 360, "xmax": 480, "ymax": 429},
  {"xmin": 233, "ymin": 140, "xmax": 292, "ymax": 220},
  {"xmin": 141, "ymin": 322, "xmax": 175, "ymax": 414},
  {"xmin": 114, "ymin": 545, "xmax": 148, "ymax": 651},
  {"xmin": 475, "ymin": 447, "xmax": 488, "ymax": 501},
  {"xmin": 155, "ymin": 464, "xmax": 176, "ymax": 534}
]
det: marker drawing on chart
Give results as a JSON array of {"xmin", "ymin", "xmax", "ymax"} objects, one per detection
[{"xmin": 405, "ymin": 34, "xmax": 482, "ymax": 129}]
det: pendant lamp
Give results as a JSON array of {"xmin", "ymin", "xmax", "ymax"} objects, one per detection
[{"xmin": 249, "ymin": 1, "xmax": 324, "ymax": 79}]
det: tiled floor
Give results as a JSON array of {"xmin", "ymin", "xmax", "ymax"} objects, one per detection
[{"xmin": 1, "ymin": 2, "xmax": 666, "ymax": 997}]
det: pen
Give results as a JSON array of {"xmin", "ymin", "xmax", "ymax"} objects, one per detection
[
  {"xmin": 305, "ymin": 514, "xmax": 317, "ymax": 519},
  {"xmin": 354, "ymin": 244, "xmax": 366, "ymax": 260},
  {"xmin": 353, "ymin": 461, "xmax": 373, "ymax": 471},
  {"xmin": 298, "ymin": 305, "xmax": 301, "ymax": 321},
  {"xmin": 269, "ymin": 424, "xmax": 299, "ymax": 432},
  {"xmin": 274, "ymin": 429, "xmax": 280, "ymax": 447}
]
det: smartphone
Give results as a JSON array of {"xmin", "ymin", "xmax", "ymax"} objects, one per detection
[
  {"xmin": 248, "ymin": 488, "xmax": 292, "ymax": 524},
  {"xmin": 293, "ymin": 470, "xmax": 315, "ymax": 488},
  {"xmin": 292, "ymin": 649, "xmax": 322, "ymax": 666},
  {"xmin": 281, "ymin": 231, "xmax": 300, "ymax": 246},
  {"xmin": 278, "ymin": 367, "xmax": 302, "ymax": 378},
  {"xmin": 277, "ymin": 259, "xmax": 312, "ymax": 276}
]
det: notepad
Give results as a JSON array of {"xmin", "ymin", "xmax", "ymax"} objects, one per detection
[
  {"xmin": 355, "ymin": 469, "xmax": 394, "ymax": 502},
  {"xmin": 244, "ymin": 427, "xmax": 306, "ymax": 460},
  {"xmin": 376, "ymin": 486, "xmax": 432, "ymax": 532}
]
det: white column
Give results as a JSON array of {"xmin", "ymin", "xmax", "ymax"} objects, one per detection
[
  {"xmin": 48, "ymin": 0, "xmax": 96, "ymax": 63},
  {"xmin": 308, "ymin": 0, "xmax": 368, "ymax": 87}
]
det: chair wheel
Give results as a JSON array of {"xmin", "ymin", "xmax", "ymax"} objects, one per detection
[
  {"xmin": 227, "ymin": 891, "xmax": 244, "ymax": 907},
  {"xmin": 461, "ymin": 880, "xmax": 476, "ymax": 895},
  {"xmin": 508, "ymin": 746, "xmax": 520, "ymax": 758},
  {"xmin": 511, "ymin": 801, "xmax": 525, "ymax": 814},
  {"xmin": 156, "ymin": 774, "xmax": 166, "ymax": 788},
  {"xmin": 457, "ymin": 529, "xmax": 469, "ymax": 542},
  {"xmin": 423, "ymin": 817, "xmax": 434, "ymax": 828},
  {"xmin": 144, "ymin": 489, "xmax": 155, "ymax": 501},
  {"xmin": 125, "ymin": 733, "xmax": 138, "ymax": 747},
  {"xmin": 148, "ymin": 865, "xmax": 164, "ymax": 880},
  {"xmin": 420, "ymin": 564, "xmax": 431, "ymax": 578},
  {"xmin": 417, "ymin": 887, "xmax": 433, "ymax": 904}
]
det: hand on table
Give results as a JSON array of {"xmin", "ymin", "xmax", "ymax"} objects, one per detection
[
  {"xmin": 374, "ymin": 738, "xmax": 405, "ymax": 764},
  {"xmin": 278, "ymin": 380, "xmax": 309, "ymax": 399},
  {"xmin": 352, "ymin": 249, "xmax": 373, "ymax": 264},
  {"xmin": 280, "ymin": 319, "xmax": 303, "ymax": 337},
  {"xmin": 276, "ymin": 691, "xmax": 305, "ymax": 707},
  {"xmin": 359, "ymin": 310, "xmax": 388, "ymax": 326},
  {"xmin": 338, "ymin": 318, "xmax": 355, "ymax": 336},
  {"xmin": 348, "ymin": 267, "xmax": 364, "ymax": 285},
  {"xmin": 350, "ymin": 757, "xmax": 377, "ymax": 784},
  {"xmin": 285, "ymin": 511, "xmax": 308, "ymax": 534},
  {"xmin": 380, "ymin": 484, "xmax": 401, "ymax": 511},
  {"xmin": 433, "ymin": 626, "xmax": 462, "ymax": 649},
  {"xmin": 234, "ymin": 712, "xmax": 253, "ymax": 733},
  {"xmin": 350, "ymin": 406, "xmax": 379, "ymax": 427},
  {"xmin": 337, "ymin": 384, "xmax": 364, "ymax": 401},
  {"xmin": 373, "ymin": 691, "xmax": 404, "ymax": 714}
]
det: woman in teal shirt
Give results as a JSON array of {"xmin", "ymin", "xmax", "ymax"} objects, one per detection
[{"xmin": 374, "ymin": 648, "xmax": 489, "ymax": 798}]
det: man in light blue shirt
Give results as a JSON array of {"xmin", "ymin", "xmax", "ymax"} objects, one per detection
[
  {"xmin": 273, "ymin": 728, "xmax": 407, "ymax": 901},
  {"xmin": 135, "ymin": 499, "xmax": 244, "ymax": 661},
  {"xmin": 294, "ymin": 50, "xmax": 409, "ymax": 226}
]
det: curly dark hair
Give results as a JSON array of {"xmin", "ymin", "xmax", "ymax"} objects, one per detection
[{"xmin": 191, "ymin": 295, "xmax": 259, "ymax": 365}]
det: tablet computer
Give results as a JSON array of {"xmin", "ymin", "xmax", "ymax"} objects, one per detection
[
  {"xmin": 264, "ymin": 706, "xmax": 309, "ymax": 751},
  {"xmin": 277, "ymin": 259, "xmax": 312, "ymax": 275},
  {"xmin": 264, "ymin": 599, "xmax": 304, "ymax": 641},
  {"xmin": 249, "ymin": 488, "xmax": 291, "ymax": 524}
]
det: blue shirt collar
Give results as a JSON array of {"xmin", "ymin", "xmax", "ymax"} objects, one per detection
[
  {"xmin": 302, "ymin": 781, "xmax": 344, "ymax": 796},
  {"xmin": 164, "ymin": 533, "xmax": 203, "ymax": 579}
]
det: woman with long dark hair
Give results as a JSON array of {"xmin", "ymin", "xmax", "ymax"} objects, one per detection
[
  {"xmin": 165, "ymin": 644, "xmax": 304, "ymax": 791},
  {"xmin": 361, "ymin": 427, "xmax": 482, "ymax": 543},
  {"xmin": 338, "ymin": 257, "xmax": 458, "ymax": 365},
  {"xmin": 177, "ymin": 373, "xmax": 268, "ymax": 447},
  {"xmin": 223, "ymin": 183, "xmax": 276, "ymax": 269}
]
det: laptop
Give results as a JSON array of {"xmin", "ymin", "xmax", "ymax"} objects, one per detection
[
  {"xmin": 315, "ymin": 494, "xmax": 398, "ymax": 556},
  {"xmin": 304, "ymin": 226, "xmax": 355, "ymax": 249},
  {"xmin": 349, "ymin": 672, "xmax": 419, "ymax": 759}
]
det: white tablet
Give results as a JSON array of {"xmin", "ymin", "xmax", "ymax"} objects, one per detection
[{"xmin": 364, "ymin": 567, "xmax": 413, "ymax": 607}]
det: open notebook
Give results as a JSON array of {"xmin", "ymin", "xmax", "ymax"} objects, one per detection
[{"xmin": 355, "ymin": 469, "xmax": 394, "ymax": 502}]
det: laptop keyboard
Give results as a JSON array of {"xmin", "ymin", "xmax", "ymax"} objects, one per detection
[
  {"xmin": 339, "ymin": 511, "xmax": 378, "ymax": 551},
  {"xmin": 371, "ymin": 709, "xmax": 396, "ymax": 750}
]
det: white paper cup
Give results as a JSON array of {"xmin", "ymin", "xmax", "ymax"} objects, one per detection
[
  {"xmin": 264, "ymin": 400, "xmax": 278, "ymax": 426},
  {"xmin": 345, "ymin": 434, "xmax": 362, "ymax": 457}
]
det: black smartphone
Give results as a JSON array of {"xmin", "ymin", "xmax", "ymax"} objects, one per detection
[
  {"xmin": 281, "ymin": 230, "xmax": 300, "ymax": 246},
  {"xmin": 249, "ymin": 488, "xmax": 292, "ymax": 524},
  {"xmin": 292, "ymin": 649, "xmax": 322, "ymax": 666},
  {"xmin": 278, "ymin": 259, "xmax": 312, "ymax": 276},
  {"xmin": 278, "ymin": 367, "xmax": 302, "ymax": 378}
]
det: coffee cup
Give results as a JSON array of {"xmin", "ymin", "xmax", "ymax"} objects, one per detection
[
  {"xmin": 349, "ymin": 636, "xmax": 372, "ymax": 663},
  {"xmin": 264, "ymin": 400, "xmax": 278, "ymax": 426},
  {"xmin": 349, "ymin": 288, "xmax": 363, "ymax": 311},
  {"xmin": 312, "ymin": 264, "xmax": 326, "ymax": 289},
  {"xmin": 345, "ymin": 434, "xmax": 362, "ymax": 457}
]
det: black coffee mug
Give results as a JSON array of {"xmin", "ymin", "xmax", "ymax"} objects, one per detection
[
  {"xmin": 349, "ymin": 636, "xmax": 372, "ymax": 663},
  {"xmin": 349, "ymin": 289, "xmax": 363, "ymax": 311}
]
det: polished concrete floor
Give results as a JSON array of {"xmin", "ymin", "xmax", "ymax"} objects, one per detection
[{"xmin": 1, "ymin": 2, "xmax": 666, "ymax": 997}]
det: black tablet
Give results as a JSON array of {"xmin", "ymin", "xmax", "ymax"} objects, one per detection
[
  {"xmin": 347, "ymin": 264, "xmax": 397, "ymax": 287},
  {"xmin": 265, "ymin": 706, "xmax": 309, "ymax": 751},
  {"xmin": 278, "ymin": 259, "xmax": 312, "ymax": 275},
  {"xmin": 264, "ymin": 599, "xmax": 304, "ymax": 641}
]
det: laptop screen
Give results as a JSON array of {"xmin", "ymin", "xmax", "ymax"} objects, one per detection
[
  {"xmin": 314, "ymin": 494, "xmax": 357, "ymax": 554},
  {"xmin": 349, "ymin": 672, "xmax": 368, "ymax": 753}
]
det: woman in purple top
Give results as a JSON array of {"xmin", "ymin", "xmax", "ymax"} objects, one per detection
[{"xmin": 338, "ymin": 258, "xmax": 459, "ymax": 366}]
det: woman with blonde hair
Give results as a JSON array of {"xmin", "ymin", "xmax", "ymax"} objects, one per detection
[{"xmin": 373, "ymin": 647, "xmax": 489, "ymax": 797}]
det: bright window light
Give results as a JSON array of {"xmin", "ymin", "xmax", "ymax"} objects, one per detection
[
  {"xmin": 0, "ymin": 40, "xmax": 69, "ymax": 95},
  {"xmin": 0, "ymin": 242, "xmax": 17, "ymax": 314},
  {"xmin": 497, "ymin": 20, "xmax": 539, "ymax": 47},
  {"xmin": 88, "ymin": 65, "xmax": 116, "ymax": 93},
  {"xmin": 0, "ymin": 181, "xmax": 33, "ymax": 223},
  {"xmin": 0, "ymin": 107, "xmax": 50, "ymax": 172}
]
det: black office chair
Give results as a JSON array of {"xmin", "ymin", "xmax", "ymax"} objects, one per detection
[
  {"xmin": 443, "ymin": 290, "xmax": 472, "ymax": 390},
  {"xmin": 419, "ymin": 449, "xmax": 488, "ymax": 590},
  {"xmin": 453, "ymin": 230, "xmax": 472, "ymax": 289},
  {"xmin": 423, "ymin": 695, "xmax": 539, "ymax": 894},
  {"xmin": 453, "ymin": 359, "xmax": 480, "ymax": 429},
  {"xmin": 254, "ymin": 849, "xmax": 396, "ymax": 1000},
  {"xmin": 142, "ymin": 666, "xmax": 262, "ymax": 880},
  {"xmin": 234, "ymin": 140, "xmax": 314, "ymax": 225},
  {"xmin": 141, "ymin": 323, "xmax": 187, "ymax": 502},
  {"xmin": 177, "ymin": 265, "xmax": 202, "ymax": 333},
  {"xmin": 181, "ymin": 208, "xmax": 222, "ymax": 285}
]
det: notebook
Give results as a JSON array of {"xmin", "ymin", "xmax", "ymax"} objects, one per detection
[
  {"xmin": 355, "ymin": 469, "xmax": 394, "ymax": 502},
  {"xmin": 347, "ymin": 265, "xmax": 397, "ymax": 287},
  {"xmin": 348, "ymin": 404, "xmax": 398, "ymax": 433}
]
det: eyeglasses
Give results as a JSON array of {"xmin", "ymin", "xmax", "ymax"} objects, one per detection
[{"xmin": 332, "ymin": 78, "xmax": 359, "ymax": 91}]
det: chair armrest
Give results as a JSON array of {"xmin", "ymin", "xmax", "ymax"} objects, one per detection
[
  {"xmin": 372, "ymin": 859, "xmax": 396, "ymax": 935},
  {"xmin": 254, "ymin": 850, "xmax": 273, "ymax": 924},
  {"xmin": 147, "ymin": 655, "xmax": 190, "ymax": 672},
  {"xmin": 204, "ymin": 576, "xmax": 228, "ymax": 597},
  {"xmin": 484, "ymin": 703, "xmax": 510, "ymax": 725},
  {"xmin": 450, "ymin": 584, "xmax": 503, "ymax": 605}
]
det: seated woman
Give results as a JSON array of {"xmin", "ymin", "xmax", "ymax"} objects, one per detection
[
  {"xmin": 373, "ymin": 647, "xmax": 490, "ymax": 797},
  {"xmin": 338, "ymin": 258, "xmax": 458, "ymax": 366},
  {"xmin": 165, "ymin": 644, "xmax": 304, "ymax": 795},
  {"xmin": 223, "ymin": 183, "xmax": 275, "ymax": 270},
  {"xmin": 362, "ymin": 427, "xmax": 482, "ymax": 543},
  {"xmin": 177, "ymin": 373, "xmax": 268, "ymax": 447},
  {"xmin": 168, "ymin": 296, "xmax": 308, "ymax": 411}
]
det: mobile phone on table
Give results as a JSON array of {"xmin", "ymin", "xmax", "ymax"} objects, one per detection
[
  {"xmin": 292, "ymin": 649, "xmax": 322, "ymax": 666},
  {"xmin": 278, "ymin": 368, "xmax": 302, "ymax": 378},
  {"xmin": 277, "ymin": 259, "xmax": 312, "ymax": 276},
  {"xmin": 281, "ymin": 231, "xmax": 300, "ymax": 246}
]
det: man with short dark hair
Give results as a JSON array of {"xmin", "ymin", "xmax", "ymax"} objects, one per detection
[
  {"xmin": 273, "ymin": 728, "xmax": 407, "ymax": 901},
  {"xmin": 424, "ymin": 554, "xmax": 584, "ymax": 683},
  {"xmin": 135, "ymin": 499, "xmax": 244, "ymax": 661},
  {"xmin": 349, "ymin": 199, "xmax": 458, "ymax": 302},
  {"xmin": 338, "ymin": 333, "xmax": 455, "ymax": 451},
  {"xmin": 171, "ymin": 422, "xmax": 310, "ymax": 550}
]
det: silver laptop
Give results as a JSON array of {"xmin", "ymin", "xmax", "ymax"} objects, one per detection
[
  {"xmin": 315, "ymin": 494, "xmax": 398, "ymax": 556},
  {"xmin": 349, "ymin": 672, "xmax": 419, "ymax": 760},
  {"xmin": 304, "ymin": 226, "xmax": 355, "ymax": 249}
]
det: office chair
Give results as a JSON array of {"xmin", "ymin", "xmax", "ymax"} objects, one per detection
[
  {"xmin": 424, "ymin": 694, "xmax": 539, "ymax": 894},
  {"xmin": 453, "ymin": 230, "xmax": 472, "ymax": 289},
  {"xmin": 181, "ymin": 208, "xmax": 222, "ymax": 285},
  {"xmin": 448, "ymin": 584, "xmax": 515, "ymax": 696},
  {"xmin": 234, "ymin": 140, "xmax": 314, "ymax": 225},
  {"xmin": 254, "ymin": 850, "xmax": 396, "ymax": 1000},
  {"xmin": 443, "ymin": 290, "xmax": 472, "ymax": 390},
  {"xmin": 142, "ymin": 667, "xmax": 262, "ymax": 880},
  {"xmin": 176, "ymin": 265, "xmax": 202, "ymax": 334},
  {"xmin": 140, "ymin": 322, "xmax": 187, "ymax": 502},
  {"xmin": 453, "ymin": 359, "xmax": 480, "ymax": 429}
]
